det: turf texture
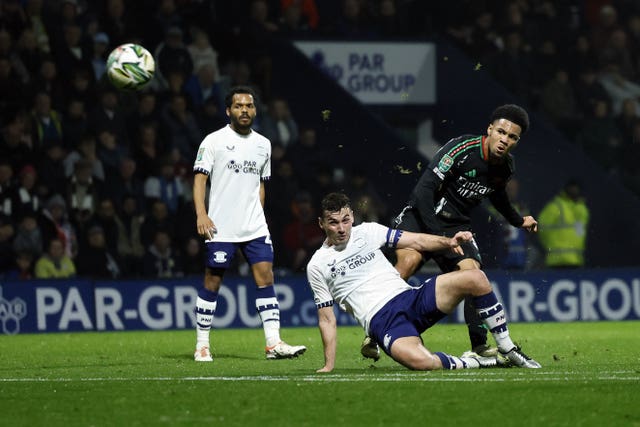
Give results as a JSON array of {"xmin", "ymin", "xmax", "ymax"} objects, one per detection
[{"xmin": 1, "ymin": 321, "xmax": 638, "ymax": 426}]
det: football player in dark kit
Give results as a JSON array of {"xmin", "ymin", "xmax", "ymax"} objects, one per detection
[{"xmin": 361, "ymin": 104, "xmax": 539, "ymax": 361}]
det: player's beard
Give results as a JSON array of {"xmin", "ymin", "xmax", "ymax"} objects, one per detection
[{"xmin": 230, "ymin": 114, "xmax": 253, "ymax": 134}]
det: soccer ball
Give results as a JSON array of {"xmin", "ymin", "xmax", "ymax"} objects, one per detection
[{"xmin": 106, "ymin": 43, "xmax": 155, "ymax": 90}]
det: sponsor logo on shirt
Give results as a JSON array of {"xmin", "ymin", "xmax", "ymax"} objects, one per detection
[{"xmin": 226, "ymin": 160, "xmax": 261, "ymax": 175}]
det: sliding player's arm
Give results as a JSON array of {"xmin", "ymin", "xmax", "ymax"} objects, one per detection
[{"xmin": 316, "ymin": 305, "xmax": 337, "ymax": 373}]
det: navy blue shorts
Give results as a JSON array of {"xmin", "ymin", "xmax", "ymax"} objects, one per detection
[
  {"xmin": 368, "ymin": 276, "xmax": 446, "ymax": 356},
  {"xmin": 205, "ymin": 236, "xmax": 273, "ymax": 269}
]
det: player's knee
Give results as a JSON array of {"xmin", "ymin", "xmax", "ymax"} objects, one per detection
[{"xmin": 465, "ymin": 269, "xmax": 491, "ymax": 294}]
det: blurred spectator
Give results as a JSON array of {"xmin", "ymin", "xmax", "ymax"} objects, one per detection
[
  {"xmin": 538, "ymin": 180, "xmax": 589, "ymax": 269},
  {"xmin": 11, "ymin": 164, "xmax": 40, "ymax": 219},
  {"xmin": 621, "ymin": 119, "xmax": 640, "ymax": 195},
  {"xmin": 52, "ymin": 23, "xmax": 92, "ymax": 78},
  {"xmin": 65, "ymin": 158, "xmax": 101, "ymax": 226},
  {"xmin": 0, "ymin": 160, "xmax": 15, "ymax": 218},
  {"xmin": 573, "ymin": 66, "xmax": 611, "ymax": 120},
  {"xmin": 0, "ymin": 112, "xmax": 34, "ymax": 173},
  {"xmin": 65, "ymin": 68, "xmax": 97, "ymax": 109},
  {"xmin": 281, "ymin": 0, "xmax": 319, "ymax": 30},
  {"xmin": 346, "ymin": 167, "xmax": 388, "ymax": 224},
  {"xmin": 259, "ymin": 97, "xmax": 299, "ymax": 148},
  {"xmin": 616, "ymin": 97, "xmax": 639, "ymax": 143},
  {"xmin": 567, "ymin": 33, "xmax": 594, "ymax": 80},
  {"xmin": 99, "ymin": 0, "xmax": 136, "ymax": 47},
  {"xmin": 30, "ymin": 91, "xmax": 63, "ymax": 150},
  {"xmin": 102, "ymin": 156, "xmax": 145, "ymax": 208},
  {"xmin": 96, "ymin": 129, "xmax": 128, "ymax": 177},
  {"xmin": 181, "ymin": 236, "xmax": 204, "ymax": 276},
  {"xmin": 35, "ymin": 140, "xmax": 67, "ymax": 199},
  {"xmin": 34, "ymin": 237, "xmax": 76, "ymax": 279},
  {"xmin": 26, "ymin": 56, "xmax": 65, "ymax": 111},
  {"xmin": 39, "ymin": 193, "xmax": 77, "ymax": 258},
  {"xmin": 143, "ymin": 156, "xmax": 185, "ymax": 215},
  {"xmin": 487, "ymin": 177, "xmax": 540, "ymax": 270},
  {"xmin": 598, "ymin": 63, "xmax": 640, "ymax": 116},
  {"xmin": 278, "ymin": 1, "xmax": 314, "ymax": 38},
  {"xmin": 90, "ymin": 31, "xmax": 109, "ymax": 82},
  {"xmin": 142, "ymin": 229, "xmax": 183, "ymax": 278},
  {"xmin": 598, "ymin": 27, "xmax": 637, "ymax": 81},
  {"xmin": 15, "ymin": 27, "xmax": 43, "ymax": 83},
  {"xmin": 140, "ymin": 198, "xmax": 174, "ymax": 246},
  {"xmin": 281, "ymin": 191, "xmax": 324, "ymax": 272},
  {"xmin": 187, "ymin": 27, "xmax": 220, "ymax": 79},
  {"xmin": 266, "ymin": 155, "xmax": 300, "ymax": 240},
  {"xmin": 0, "ymin": 47, "xmax": 28, "ymax": 119},
  {"xmin": 132, "ymin": 121, "xmax": 164, "ymax": 180},
  {"xmin": 126, "ymin": 91, "xmax": 162, "ymax": 138},
  {"xmin": 91, "ymin": 197, "xmax": 120, "ymax": 255},
  {"xmin": 0, "ymin": 213, "xmax": 15, "ymax": 273},
  {"xmin": 63, "ymin": 133, "xmax": 106, "ymax": 181},
  {"xmin": 115, "ymin": 194, "xmax": 145, "ymax": 277},
  {"xmin": 12, "ymin": 212, "xmax": 42, "ymax": 259},
  {"xmin": 195, "ymin": 96, "xmax": 228, "ymax": 135},
  {"xmin": 23, "ymin": 0, "xmax": 51, "ymax": 54},
  {"xmin": 161, "ymin": 93, "xmax": 202, "ymax": 162},
  {"xmin": 333, "ymin": 0, "xmax": 375, "ymax": 38},
  {"xmin": 183, "ymin": 63, "xmax": 224, "ymax": 116},
  {"xmin": 153, "ymin": 25, "xmax": 193, "ymax": 91},
  {"xmin": 62, "ymin": 98, "xmax": 88, "ymax": 148},
  {"xmin": 288, "ymin": 126, "xmax": 331, "ymax": 190},
  {"xmin": 4, "ymin": 251, "xmax": 35, "ymax": 280},
  {"xmin": 76, "ymin": 224, "xmax": 121, "ymax": 279},
  {"xmin": 575, "ymin": 99, "xmax": 623, "ymax": 175},
  {"xmin": 486, "ymin": 29, "xmax": 533, "ymax": 104},
  {"xmin": 87, "ymin": 86, "xmax": 130, "ymax": 148},
  {"xmin": 539, "ymin": 68, "xmax": 582, "ymax": 139}
]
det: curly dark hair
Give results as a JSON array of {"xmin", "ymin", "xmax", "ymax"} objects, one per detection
[{"xmin": 489, "ymin": 104, "xmax": 530, "ymax": 134}]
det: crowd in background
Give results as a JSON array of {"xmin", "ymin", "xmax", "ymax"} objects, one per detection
[{"xmin": 0, "ymin": 0, "xmax": 637, "ymax": 280}]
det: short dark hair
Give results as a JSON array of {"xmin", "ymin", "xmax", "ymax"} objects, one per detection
[
  {"xmin": 490, "ymin": 104, "xmax": 530, "ymax": 134},
  {"xmin": 320, "ymin": 192, "xmax": 351, "ymax": 217},
  {"xmin": 224, "ymin": 85, "xmax": 257, "ymax": 108}
]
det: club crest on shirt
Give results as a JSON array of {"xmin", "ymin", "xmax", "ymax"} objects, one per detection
[{"xmin": 438, "ymin": 155, "xmax": 454, "ymax": 172}]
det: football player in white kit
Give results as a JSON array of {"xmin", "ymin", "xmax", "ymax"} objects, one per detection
[
  {"xmin": 192, "ymin": 86, "xmax": 306, "ymax": 362},
  {"xmin": 307, "ymin": 192, "xmax": 541, "ymax": 372}
]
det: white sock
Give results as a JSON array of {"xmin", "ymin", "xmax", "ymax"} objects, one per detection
[
  {"xmin": 195, "ymin": 296, "xmax": 217, "ymax": 348},
  {"xmin": 477, "ymin": 302, "xmax": 515, "ymax": 353},
  {"xmin": 256, "ymin": 296, "xmax": 281, "ymax": 347}
]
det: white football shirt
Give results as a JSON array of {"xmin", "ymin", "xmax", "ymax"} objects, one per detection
[
  {"xmin": 193, "ymin": 125, "xmax": 271, "ymax": 242},
  {"xmin": 306, "ymin": 222, "xmax": 411, "ymax": 334}
]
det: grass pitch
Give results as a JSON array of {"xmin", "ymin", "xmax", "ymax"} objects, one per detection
[{"xmin": 1, "ymin": 321, "xmax": 638, "ymax": 427}]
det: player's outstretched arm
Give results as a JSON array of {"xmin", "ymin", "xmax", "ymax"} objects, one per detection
[
  {"xmin": 316, "ymin": 306, "xmax": 337, "ymax": 373},
  {"xmin": 398, "ymin": 230, "xmax": 473, "ymax": 254}
]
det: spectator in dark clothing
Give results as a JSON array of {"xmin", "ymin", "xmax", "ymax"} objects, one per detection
[
  {"xmin": 154, "ymin": 25, "xmax": 193, "ymax": 91},
  {"xmin": 76, "ymin": 224, "xmax": 121, "ymax": 279},
  {"xmin": 35, "ymin": 141, "xmax": 67, "ymax": 199},
  {"xmin": 140, "ymin": 198, "xmax": 174, "ymax": 246},
  {"xmin": 142, "ymin": 229, "xmax": 182, "ymax": 278}
]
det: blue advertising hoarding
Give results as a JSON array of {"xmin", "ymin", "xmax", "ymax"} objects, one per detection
[{"xmin": 1, "ymin": 269, "xmax": 639, "ymax": 335}]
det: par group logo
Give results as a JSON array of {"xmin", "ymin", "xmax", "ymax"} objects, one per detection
[{"xmin": 0, "ymin": 286, "xmax": 27, "ymax": 335}]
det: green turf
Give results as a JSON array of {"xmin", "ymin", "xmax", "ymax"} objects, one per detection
[{"xmin": 1, "ymin": 322, "xmax": 638, "ymax": 427}]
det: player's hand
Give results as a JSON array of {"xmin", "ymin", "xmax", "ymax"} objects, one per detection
[
  {"xmin": 196, "ymin": 215, "xmax": 217, "ymax": 240},
  {"xmin": 521, "ymin": 216, "xmax": 538, "ymax": 233},
  {"xmin": 449, "ymin": 231, "xmax": 472, "ymax": 255}
]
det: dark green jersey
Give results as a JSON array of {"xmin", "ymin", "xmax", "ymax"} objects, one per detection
[{"xmin": 408, "ymin": 134, "xmax": 524, "ymax": 233}]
